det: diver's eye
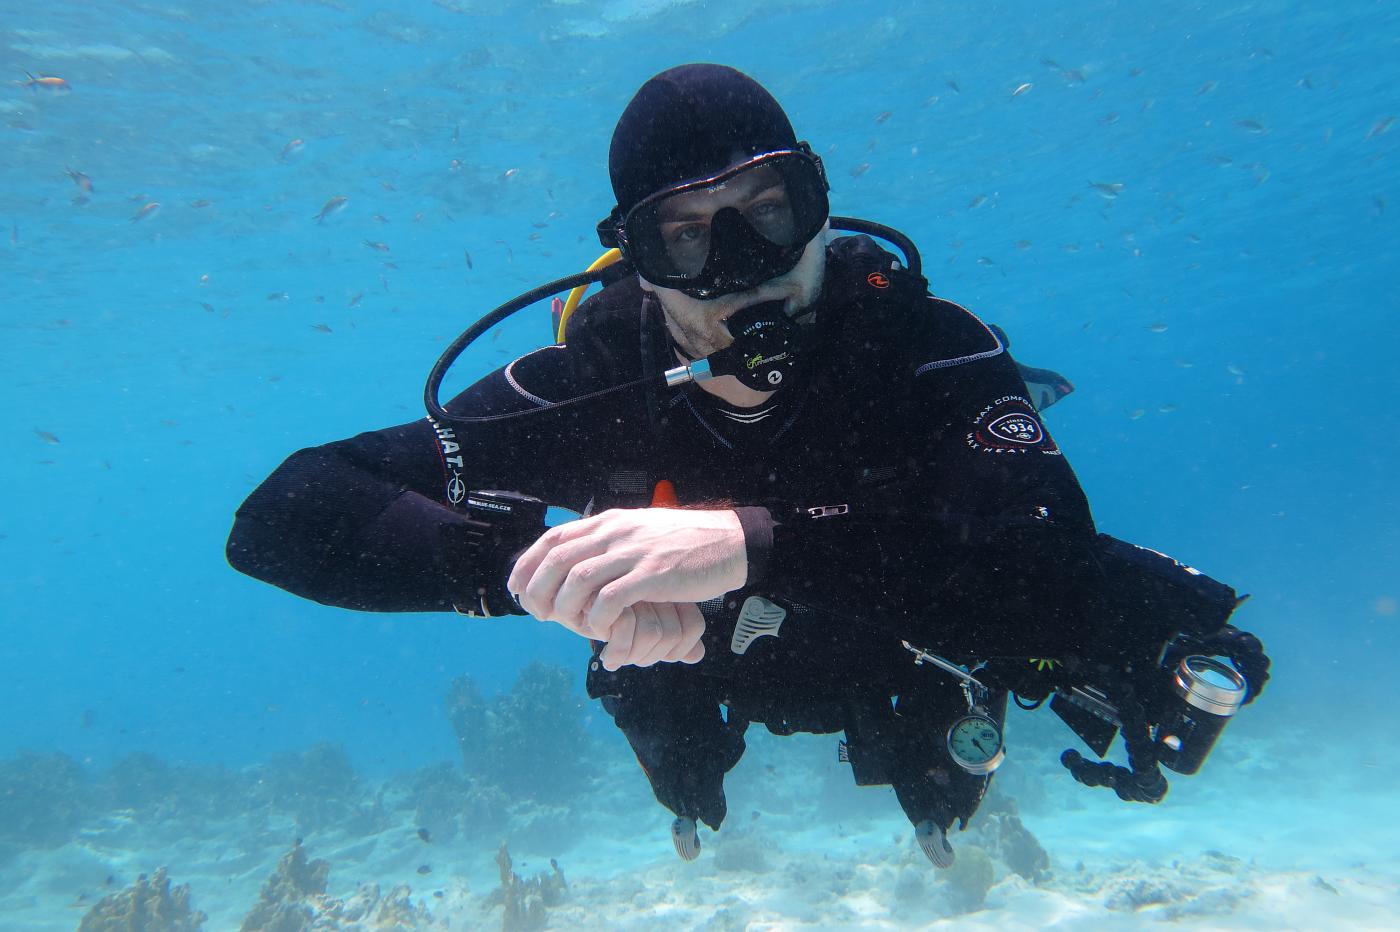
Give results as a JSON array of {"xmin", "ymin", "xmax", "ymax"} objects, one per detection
[{"xmin": 667, "ymin": 224, "xmax": 709, "ymax": 248}]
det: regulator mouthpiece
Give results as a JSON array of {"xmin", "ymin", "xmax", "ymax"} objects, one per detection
[{"xmin": 663, "ymin": 300, "xmax": 801, "ymax": 390}]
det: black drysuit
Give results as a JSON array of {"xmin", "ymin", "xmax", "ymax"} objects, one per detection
[{"xmin": 227, "ymin": 237, "xmax": 1105, "ymax": 833}]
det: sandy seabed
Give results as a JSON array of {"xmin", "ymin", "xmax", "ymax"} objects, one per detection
[{"xmin": 4, "ymin": 724, "xmax": 1396, "ymax": 931}]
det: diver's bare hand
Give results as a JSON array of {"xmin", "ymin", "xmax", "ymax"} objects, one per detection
[
  {"xmin": 597, "ymin": 601, "xmax": 707, "ymax": 671},
  {"xmin": 507, "ymin": 507, "xmax": 746, "ymax": 635}
]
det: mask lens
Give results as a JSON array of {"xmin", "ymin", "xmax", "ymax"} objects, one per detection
[{"xmin": 622, "ymin": 151, "xmax": 828, "ymax": 289}]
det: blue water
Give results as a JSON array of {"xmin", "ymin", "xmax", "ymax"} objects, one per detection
[{"xmin": 2, "ymin": 0, "xmax": 1398, "ymax": 926}]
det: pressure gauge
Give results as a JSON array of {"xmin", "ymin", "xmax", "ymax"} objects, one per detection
[{"xmin": 947, "ymin": 712, "xmax": 1006, "ymax": 775}]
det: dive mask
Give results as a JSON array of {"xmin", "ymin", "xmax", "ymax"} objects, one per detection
[{"xmin": 598, "ymin": 145, "xmax": 830, "ymax": 300}]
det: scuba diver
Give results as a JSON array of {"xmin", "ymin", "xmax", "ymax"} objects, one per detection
[{"xmin": 227, "ymin": 64, "xmax": 1269, "ymax": 868}]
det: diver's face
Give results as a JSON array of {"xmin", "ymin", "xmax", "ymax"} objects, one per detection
[{"xmin": 640, "ymin": 222, "xmax": 828, "ymax": 360}]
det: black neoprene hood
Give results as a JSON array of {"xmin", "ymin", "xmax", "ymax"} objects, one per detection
[{"xmin": 608, "ymin": 63, "xmax": 799, "ymax": 214}]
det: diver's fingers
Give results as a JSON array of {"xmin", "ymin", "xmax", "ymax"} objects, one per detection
[
  {"xmin": 672, "ymin": 602, "xmax": 706, "ymax": 664},
  {"xmin": 600, "ymin": 607, "xmax": 637, "ymax": 672},
  {"xmin": 516, "ymin": 536, "xmax": 611, "ymax": 627},
  {"xmin": 551, "ymin": 552, "xmax": 635, "ymax": 630},
  {"xmin": 584, "ymin": 571, "xmax": 660, "ymax": 634},
  {"xmin": 506, "ymin": 515, "xmax": 604, "ymax": 604},
  {"xmin": 621, "ymin": 602, "xmax": 665, "ymax": 667},
  {"xmin": 635, "ymin": 601, "xmax": 683, "ymax": 667}
]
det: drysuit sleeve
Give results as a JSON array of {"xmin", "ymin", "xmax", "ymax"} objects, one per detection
[
  {"xmin": 225, "ymin": 347, "xmax": 597, "ymax": 613},
  {"xmin": 748, "ymin": 300, "xmax": 1103, "ymax": 661}
]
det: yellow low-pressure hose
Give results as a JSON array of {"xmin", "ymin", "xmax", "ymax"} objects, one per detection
[{"xmin": 556, "ymin": 249, "xmax": 622, "ymax": 343}]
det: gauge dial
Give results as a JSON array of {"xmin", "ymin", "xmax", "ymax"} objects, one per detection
[{"xmin": 947, "ymin": 713, "xmax": 1006, "ymax": 775}]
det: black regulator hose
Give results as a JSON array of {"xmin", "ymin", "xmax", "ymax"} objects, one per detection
[{"xmin": 422, "ymin": 217, "xmax": 922, "ymax": 427}]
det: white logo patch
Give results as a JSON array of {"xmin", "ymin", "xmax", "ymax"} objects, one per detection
[{"xmin": 988, "ymin": 412, "xmax": 1043, "ymax": 444}]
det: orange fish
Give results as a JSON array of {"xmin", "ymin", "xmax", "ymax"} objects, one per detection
[
  {"xmin": 23, "ymin": 71, "xmax": 70, "ymax": 91},
  {"xmin": 65, "ymin": 168, "xmax": 93, "ymax": 193},
  {"xmin": 314, "ymin": 195, "xmax": 348, "ymax": 223},
  {"xmin": 130, "ymin": 202, "xmax": 160, "ymax": 222}
]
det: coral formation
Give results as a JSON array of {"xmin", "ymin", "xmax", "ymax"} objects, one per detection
[
  {"xmin": 308, "ymin": 882, "xmax": 441, "ymax": 930},
  {"xmin": 395, "ymin": 760, "xmax": 510, "ymax": 846},
  {"xmin": 0, "ymin": 751, "xmax": 93, "ymax": 854},
  {"xmin": 445, "ymin": 663, "xmax": 594, "ymax": 805},
  {"xmin": 78, "ymin": 867, "xmax": 207, "ymax": 932},
  {"xmin": 939, "ymin": 843, "xmax": 995, "ymax": 912},
  {"xmin": 240, "ymin": 839, "xmax": 331, "ymax": 931},
  {"xmin": 489, "ymin": 843, "xmax": 567, "ymax": 932},
  {"xmin": 977, "ymin": 793, "xmax": 1051, "ymax": 883},
  {"xmin": 252, "ymin": 743, "xmax": 374, "ymax": 834},
  {"xmin": 239, "ymin": 839, "xmax": 442, "ymax": 931}
]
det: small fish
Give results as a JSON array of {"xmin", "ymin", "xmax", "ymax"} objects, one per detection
[
  {"xmin": 1100, "ymin": 112, "xmax": 1120, "ymax": 125},
  {"xmin": 311, "ymin": 323, "xmax": 332, "ymax": 333},
  {"xmin": 1366, "ymin": 116, "xmax": 1394, "ymax": 140},
  {"xmin": 8, "ymin": 221, "xmax": 15, "ymax": 246},
  {"xmin": 313, "ymin": 195, "xmax": 348, "ymax": 223},
  {"xmin": 1063, "ymin": 69, "xmax": 1086, "ymax": 84},
  {"xmin": 1015, "ymin": 240, "xmax": 1032, "ymax": 249},
  {"xmin": 1186, "ymin": 233, "xmax": 1201, "ymax": 244},
  {"xmin": 449, "ymin": 159, "xmax": 464, "ymax": 173},
  {"xmin": 500, "ymin": 168, "xmax": 519, "ymax": 181},
  {"xmin": 35, "ymin": 428, "xmax": 60, "ymax": 444},
  {"xmin": 1226, "ymin": 364, "xmax": 1245, "ymax": 376},
  {"xmin": 976, "ymin": 256, "xmax": 996, "ymax": 266},
  {"xmin": 416, "ymin": 865, "xmax": 432, "ymax": 875},
  {"xmin": 22, "ymin": 71, "xmax": 70, "ymax": 91},
  {"xmin": 967, "ymin": 193, "xmax": 987, "ymax": 209},
  {"xmin": 65, "ymin": 168, "xmax": 93, "ymax": 193},
  {"xmin": 1089, "ymin": 181, "xmax": 1123, "ymax": 199},
  {"xmin": 188, "ymin": 199, "xmax": 212, "ymax": 208},
  {"xmin": 348, "ymin": 292, "xmax": 364, "ymax": 307},
  {"xmin": 417, "ymin": 828, "xmax": 432, "ymax": 843},
  {"xmin": 946, "ymin": 79, "xmax": 961, "ymax": 94},
  {"xmin": 266, "ymin": 291, "xmax": 289, "ymax": 302},
  {"xmin": 278, "ymin": 138, "xmax": 304, "ymax": 161},
  {"xmin": 1210, "ymin": 155, "xmax": 1234, "ymax": 166},
  {"xmin": 380, "ymin": 180, "xmax": 397, "ymax": 191},
  {"xmin": 372, "ymin": 214, "xmax": 389, "ymax": 224},
  {"xmin": 1372, "ymin": 196, "xmax": 1386, "ymax": 217},
  {"xmin": 1011, "ymin": 82, "xmax": 1033, "ymax": 98},
  {"xmin": 1158, "ymin": 403, "xmax": 1177, "ymax": 413},
  {"xmin": 200, "ymin": 302, "xmax": 215, "ymax": 313},
  {"xmin": 463, "ymin": 250, "xmax": 473, "ymax": 270},
  {"xmin": 1128, "ymin": 409, "xmax": 1145, "ymax": 420},
  {"xmin": 127, "ymin": 202, "xmax": 159, "ymax": 223},
  {"xmin": 1235, "ymin": 118, "xmax": 1268, "ymax": 134},
  {"xmin": 1147, "ymin": 322, "xmax": 1169, "ymax": 333},
  {"xmin": 1197, "ymin": 81, "xmax": 1218, "ymax": 96},
  {"xmin": 874, "ymin": 110, "xmax": 892, "ymax": 124},
  {"xmin": 363, "ymin": 240, "xmax": 390, "ymax": 253}
]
